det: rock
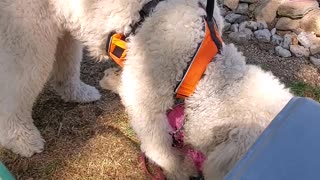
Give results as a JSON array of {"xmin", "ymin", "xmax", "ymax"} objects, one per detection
[
  {"xmin": 234, "ymin": 15, "xmax": 250, "ymax": 24},
  {"xmin": 254, "ymin": 0, "xmax": 285, "ymax": 24},
  {"xmin": 224, "ymin": 22, "xmax": 232, "ymax": 32},
  {"xmin": 277, "ymin": 0, "xmax": 319, "ymax": 18},
  {"xmin": 310, "ymin": 44, "xmax": 320, "ymax": 55},
  {"xmin": 291, "ymin": 33, "xmax": 299, "ymax": 45},
  {"xmin": 297, "ymin": 32, "xmax": 317, "ymax": 48},
  {"xmin": 275, "ymin": 17, "xmax": 300, "ymax": 31},
  {"xmin": 238, "ymin": 21, "xmax": 258, "ymax": 32},
  {"xmin": 235, "ymin": 3, "xmax": 249, "ymax": 15},
  {"xmin": 310, "ymin": 56, "xmax": 320, "ymax": 67},
  {"xmin": 282, "ymin": 34, "xmax": 292, "ymax": 49},
  {"xmin": 257, "ymin": 20, "xmax": 268, "ymax": 29},
  {"xmin": 239, "ymin": 21, "xmax": 247, "ymax": 31},
  {"xmin": 271, "ymin": 34, "xmax": 283, "ymax": 45},
  {"xmin": 240, "ymin": 0, "xmax": 258, "ymax": 3},
  {"xmin": 248, "ymin": 3, "xmax": 257, "ymax": 12},
  {"xmin": 275, "ymin": 46, "xmax": 292, "ymax": 57},
  {"xmin": 254, "ymin": 29, "xmax": 272, "ymax": 42},
  {"xmin": 220, "ymin": 7, "xmax": 228, "ymax": 17},
  {"xmin": 246, "ymin": 21, "xmax": 258, "ymax": 31},
  {"xmin": 276, "ymin": 30, "xmax": 293, "ymax": 37},
  {"xmin": 300, "ymin": 9, "xmax": 320, "ymax": 36},
  {"xmin": 242, "ymin": 28, "xmax": 254, "ymax": 38},
  {"xmin": 290, "ymin": 45, "xmax": 310, "ymax": 57},
  {"xmin": 224, "ymin": 0, "xmax": 240, "ymax": 10},
  {"xmin": 228, "ymin": 32, "xmax": 252, "ymax": 44},
  {"xmin": 292, "ymin": 28, "xmax": 304, "ymax": 36},
  {"xmin": 225, "ymin": 13, "xmax": 242, "ymax": 23},
  {"xmin": 271, "ymin": 28, "xmax": 276, "ymax": 35},
  {"xmin": 230, "ymin": 23, "xmax": 239, "ymax": 32}
]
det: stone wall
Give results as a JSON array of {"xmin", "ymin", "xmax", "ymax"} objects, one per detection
[{"xmin": 221, "ymin": 0, "xmax": 320, "ymax": 67}]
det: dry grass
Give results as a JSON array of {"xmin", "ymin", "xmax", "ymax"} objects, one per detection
[{"xmin": 0, "ymin": 53, "xmax": 147, "ymax": 180}]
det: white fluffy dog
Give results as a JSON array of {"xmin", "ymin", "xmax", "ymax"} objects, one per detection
[
  {"xmin": 0, "ymin": 0, "xmax": 157, "ymax": 157},
  {"xmin": 99, "ymin": 1, "xmax": 294, "ymax": 180},
  {"xmin": 101, "ymin": 45, "xmax": 294, "ymax": 179}
]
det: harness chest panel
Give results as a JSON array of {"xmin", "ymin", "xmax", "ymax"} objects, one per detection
[{"xmin": 174, "ymin": 19, "xmax": 222, "ymax": 99}]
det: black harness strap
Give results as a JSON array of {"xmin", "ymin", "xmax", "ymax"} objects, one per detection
[
  {"xmin": 130, "ymin": 0, "xmax": 164, "ymax": 35},
  {"xmin": 206, "ymin": 0, "xmax": 214, "ymax": 21},
  {"xmin": 204, "ymin": 0, "xmax": 223, "ymax": 52}
]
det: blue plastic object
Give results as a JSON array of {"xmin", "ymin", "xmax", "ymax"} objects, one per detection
[
  {"xmin": 0, "ymin": 162, "xmax": 15, "ymax": 180},
  {"xmin": 225, "ymin": 97, "xmax": 320, "ymax": 180}
]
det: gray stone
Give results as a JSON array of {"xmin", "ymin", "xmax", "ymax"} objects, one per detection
[
  {"xmin": 310, "ymin": 44, "xmax": 320, "ymax": 55},
  {"xmin": 271, "ymin": 28, "xmax": 276, "ymax": 35},
  {"xmin": 224, "ymin": 22, "xmax": 232, "ymax": 32},
  {"xmin": 275, "ymin": 17, "xmax": 300, "ymax": 31},
  {"xmin": 297, "ymin": 32, "xmax": 317, "ymax": 48},
  {"xmin": 254, "ymin": 29, "xmax": 272, "ymax": 42},
  {"xmin": 275, "ymin": 46, "xmax": 292, "ymax": 57},
  {"xmin": 231, "ymin": 23, "xmax": 239, "ymax": 32},
  {"xmin": 290, "ymin": 45, "xmax": 310, "ymax": 57},
  {"xmin": 225, "ymin": 13, "xmax": 242, "ymax": 23},
  {"xmin": 246, "ymin": 21, "xmax": 258, "ymax": 31},
  {"xmin": 300, "ymin": 9, "xmax": 320, "ymax": 36},
  {"xmin": 239, "ymin": 21, "xmax": 247, "ymax": 31},
  {"xmin": 242, "ymin": 28, "xmax": 254, "ymax": 38},
  {"xmin": 228, "ymin": 31, "xmax": 252, "ymax": 44},
  {"xmin": 257, "ymin": 20, "xmax": 268, "ymax": 30},
  {"xmin": 220, "ymin": 8, "xmax": 228, "ymax": 17},
  {"xmin": 255, "ymin": 0, "xmax": 284, "ymax": 24},
  {"xmin": 310, "ymin": 56, "xmax": 320, "ymax": 67},
  {"xmin": 282, "ymin": 34, "xmax": 292, "ymax": 49},
  {"xmin": 277, "ymin": 0, "xmax": 319, "ymax": 19},
  {"xmin": 235, "ymin": 3, "xmax": 249, "ymax": 15},
  {"xmin": 224, "ymin": 0, "xmax": 240, "ymax": 10},
  {"xmin": 234, "ymin": 15, "xmax": 249, "ymax": 24},
  {"xmin": 272, "ymin": 34, "xmax": 284, "ymax": 45}
]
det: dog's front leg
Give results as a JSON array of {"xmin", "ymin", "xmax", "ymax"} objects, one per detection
[
  {"xmin": 118, "ymin": 71, "xmax": 191, "ymax": 179},
  {"xmin": 130, "ymin": 111, "xmax": 191, "ymax": 180}
]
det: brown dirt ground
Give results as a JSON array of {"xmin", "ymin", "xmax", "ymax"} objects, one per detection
[{"xmin": 1, "ymin": 34, "xmax": 320, "ymax": 180}]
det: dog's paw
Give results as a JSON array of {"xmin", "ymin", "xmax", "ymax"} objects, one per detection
[
  {"xmin": 57, "ymin": 81, "xmax": 101, "ymax": 103},
  {"xmin": 6, "ymin": 124, "xmax": 45, "ymax": 157},
  {"xmin": 99, "ymin": 68, "xmax": 121, "ymax": 94}
]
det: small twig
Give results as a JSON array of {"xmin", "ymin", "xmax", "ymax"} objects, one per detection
[{"xmin": 57, "ymin": 122, "xmax": 63, "ymax": 137}]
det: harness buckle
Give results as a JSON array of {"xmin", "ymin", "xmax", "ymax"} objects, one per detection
[{"xmin": 106, "ymin": 32, "xmax": 127, "ymax": 67}]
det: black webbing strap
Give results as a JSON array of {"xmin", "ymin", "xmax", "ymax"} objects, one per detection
[
  {"xmin": 204, "ymin": 0, "xmax": 222, "ymax": 52},
  {"xmin": 130, "ymin": 0, "xmax": 164, "ymax": 35},
  {"xmin": 206, "ymin": 0, "xmax": 214, "ymax": 21}
]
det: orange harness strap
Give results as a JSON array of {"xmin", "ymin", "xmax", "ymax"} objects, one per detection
[{"xmin": 174, "ymin": 19, "xmax": 222, "ymax": 99}]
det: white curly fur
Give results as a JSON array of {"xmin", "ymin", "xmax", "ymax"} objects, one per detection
[{"xmin": 99, "ymin": 1, "xmax": 294, "ymax": 179}]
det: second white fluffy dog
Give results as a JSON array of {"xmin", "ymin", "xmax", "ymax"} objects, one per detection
[{"xmin": 100, "ymin": 1, "xmax": 294, "ymax": 179}]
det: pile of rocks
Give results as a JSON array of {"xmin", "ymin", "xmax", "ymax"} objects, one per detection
[{"xmin": 221, "ymin": 0, "xmax": 320, "ymax": 67}]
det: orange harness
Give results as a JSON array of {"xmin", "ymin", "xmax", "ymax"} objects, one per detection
[{"xmin": 106, "ymin": 0, "xmax": 223, "ymax": 99}]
